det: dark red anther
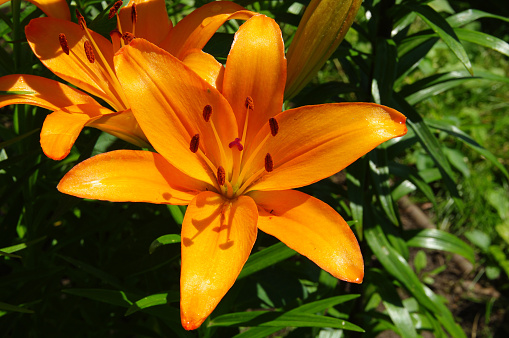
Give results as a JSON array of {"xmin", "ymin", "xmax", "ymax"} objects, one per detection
[
  {"xmin": 58, "ymin": 33, "xmax": 69, "ymax": 55},
  {"xmin": 217, "ymin": 166, "xmax": 226, "ymax": 186},
  {"xmin": 228, "ymin": 138, "xmax": 244, "ymax": 151},
  {"xmin": 245, "ymin": 96, "xmax": 254, "ymax": 110},
  {"xmin": 131, "ymin": 3, "xmax": 137, "ymax": 24},
  {"xmin": 122, "ymin": 32, "xmax": 135, "ymax": 45},
  {"xmin": 269, "ymin": 117, "xmax": 279, "ymax": 136},
  {"xmin": 189, "ymin": 134, "xmax": 200, "ymax": 153},
  {"xmin": 84, "ymin": 41, "xmax": 95, "ymax": 63},
  {"xmin": 203, "ymin": 105, "xmax": 212, "ymax": 122},
  {"xmin": 76, "ymin": 10, "xmax": 86, "ymax": 30},
  {"xmin": 110, "ymin": 28, "xmax": 122, "ymax": 39},
  {"xmin": 264, "ymin": 153, "xmax": 273, "ymax": 172},
  {"xmin": 108, "ymin": 0, "xmax": 123, "ymax": 19}
]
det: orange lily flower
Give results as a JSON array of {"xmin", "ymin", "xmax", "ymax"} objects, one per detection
[
  {"xmin": 0, "ymin": 0, "xmax": 255, "ymax": 159},
  {"xmin": 285, "ymin": 0, "xmax": 362, "ymax": 99},
  {"xmin": 0, "ymin": 0, "xmax": 70, "ymax": 20},
  {"xmin": 57, "ymin": 15, "xmax": 407, "ymax": 330}
]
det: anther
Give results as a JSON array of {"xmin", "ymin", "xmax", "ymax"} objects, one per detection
[
  {"xmin": 108, "ymin": 0, "xmax": 123, "ymax": 19},
  {"xmin": 217, "ymin": 166, "xmax": 226, "ymax": 186},
  {"xmin": 58, "ymin": 33, "xmax": 69, "ymax": 55},
  {"xmin": 84, "ymin": 41, "xmax": 95, "ymax": 63},
  {"xmin": 189, "ymin": 134, "xmax": 200, "ymax": 153},
  {"xmin": 76, "ymin": 10, "xmax": 86, "ymax": 30},
  {"xmin": 229, "ymin": 138, "xmax": 244, "ymax": 151},
  {"xmin": 110, "ymin": 28, "xmax": 122, "ymax": 39},
  {"xmin": 122, "ymin": 32, "xmax": 135, "ymax": 45},
  {"xmin": 264, "ymin": 153, "xmax": 274, "ymax": 172},
  {"xmin": 269, "ymin": 117, "xmax": 279, "ymax": 136},
  {"xmin": 203, "ymin": 105, "xmax": 212, "ymax": 122},
  {"xmin": 245, "ymin": 96, "xmax": 254, "ymax": 110},
  {"xmin": 131, "ymin": 3, "xmax": 137, "ymax": 24}
]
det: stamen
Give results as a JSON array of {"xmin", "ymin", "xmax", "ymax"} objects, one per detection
[
  {"xmin": 189, "ymin": 134, "xmax": 200, "ymax": 153},
  {"xmin": 108, "ymin": 0, "xmax": 123, "ymax": 19},
  {"xmin": 265, "ymin": 153, "xmax": 274, "ymax": 172},
  {"xmin": 84, "ymin": 41, "xmax": 95, "ymax": 63},
  {"xmin": 245, "ymin": 96, "xmax": 254, "ymax": 110},
  {"xmin": 76, "ymin": 10, "xmax": 86, "ymax": 30},
  {"xmin": 217, "ymin": 166, "xmax": 226, "ymax": 186},
  {"xmin": 203, "ymin": 105, "xmax": 212, "ymax": 122},
  {"xmin": 269, "ymin": 117, "xmax": 279, "ymax": 136},
  {"xmin": 229, "ymin": 138, "xmax": 244, "ymax": 151},
  {"xmin": 122, "ymin": 32, "xmax": 135, "ymax": 45},
  {"xmin": 131, "ymin": 3, "xmax": 137, "ymax": 24},
  {"xmin": 58, "ymin": 33, "xmax": 69, "ymax": 55}
]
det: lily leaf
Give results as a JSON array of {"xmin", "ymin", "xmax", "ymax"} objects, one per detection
[
  {"xmin": 149, "ymin": 234, "xmax": 181, "ymax": 254},
  {"xmin": 238, "ymin": 242, "xmax": 296, "ymax": 279},
  {"xmin": 405, "ymin": 229, "xmax": 475, "ymax": 263},
  {"xmin": 125, "ymin": 291, "xmax": 180, "ymax": 316}
]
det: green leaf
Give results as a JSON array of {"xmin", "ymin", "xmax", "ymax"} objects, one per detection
[
  {"xmin": 447, "ymin": 9, "xmax": 509, "ymax": 28},
  {"xmin": 0, "ymin": 236, "xmax": 46, "ymax": 254},
  {"xmin": 408, "ymin": 4, "xmax": 473, "ymax": 75},
  {"xmin": 405, "ymin": 229, "xmax": 475, "ymax": 263},
  {"xmin": 125, "ymin": 291, "xmax": 180, "ymax": 316},
  {"xmin": 443, "ymin": 147, "xmax": 470, "ymax": 178},
  {"xmin": 369, "ymin": 148, "xmax": 399, "ymax": 226},
  {"xmin": 149, "ymin": 234, "xmax": 181, "ymax": 254},
  {"xmin": 0, "ymin": 90, "xmax": 35, "ymax": 95},
  {"xmin": 414, "ymin": 250, "xmax": 427, "ymax": 274},
  {"xmin": 167, "ymin": 205, "xmax": 184, "ymax": 225},
  {"xmin": 233, "ymin": 327, "xmax": 283, "ymax": 338},
  {"xmin": 422, "ymin": 285, "xmax": 467, "ymax": 338},
  {"xmin": 455, "ymin": 28, "xmax": 509, "ymax": 57},
  {"xmin": 209, "ymin": 312, "xmax": 364, "ymax": 331},
  {"xmin": 426, "ymin": 119, "xmax": 509, "ymax": 179},
  {"xmin": 238, "ymin": 242, "xmax": 296, "ymax": 279},
  {"xmin": 288, "ymin": 295, "xmax": 360, "ymax": 315},
  {"xmin": 464, "ymin": 230, "xmax": 490, "ymax": 252},
  {"xmin": 347, "ymin": 158, "xmax": 367, "ymax": 240},
  {"xmin": 62, "ymin": 289, "xmax": 135, "ymax": 308},
  {"xmin": 0, "ymin": 301, "xmax": 34, "ymax": 314},
  {"xmin": 0, "ymin": 128, "xmax": 39, "ymax": 150},
  {"xmin": 389, "ymin": 163, "xmax": 436, "ymax": 205}
]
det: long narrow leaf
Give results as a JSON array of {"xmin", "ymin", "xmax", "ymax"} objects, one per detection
[
  {"xmin": 238, "ymin": 242, "xmax": 296, "ymax": 279},
  {"xmin": 455, "ymin": 28, "xmax": 509, "ymax": 57},
  {"xmin": 447, "ymin": 9, "xmax": 509, "ymax": 28},
  {"xmin": 405, "ymin": 229, "xmax": 475, "ymax": 263}
]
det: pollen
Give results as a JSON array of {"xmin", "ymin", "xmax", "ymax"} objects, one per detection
[
  {"xmin": 229, "ymin": 138, "xmax": 244, "ymax": 151},
  {"xmin": 108, "ymin": 0, "xmax": 122, "ymax": 19},
  {"xmin": 269, "ymin": 117, "xmax": 279, "ymax": 136},
  {"xmin": 245, "ymin": 96, "xmax": 254, "ymax": 110},
  {"xmin": 122, "ymin": 32, "xmax": 135, "ymax": 45},
  {"xmin": 131, "ymin": 3, "xmax": 138, "ymax": 24},
  {"xmin": 203, "ymin": 105, "xmax": 212, "ymax": 122},
  {"xmin": 84, "ymin": 41, "xmax": 95, "ymax": 63},
  {"xmin": 217, "ymin": 166, "xmax": 226, "ymax": 186},
  {"xmin": 58, "ymin": 33, "xmax": 69, "ymax": 55},
  {"xmin": 76, "ymin": 10, "xmax": 86, "ymax": 30},
  {"xmin": 265, "ymin": 153, "xmax": 274, "ymax": 172},
  {"xmin": 189, "ymin": 134, "xmax": 200, "ymax": 153}
]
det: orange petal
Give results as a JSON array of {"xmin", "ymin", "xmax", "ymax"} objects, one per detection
[
  {"xmin": 24, "ymin": 0, "xmax": 71, "ymax": 20},
  {"xmin": 222, "ymin": 15, "xmax": 286, "ymax": 146},
  {"xmin": 58, "ymin": 150, "xmax": 205, "ymax": 204},
  {"xmin": 181, "ymin": 49, "xmax": 224, "ymax": 91},
  {"xmin": 114, "ymin": 39, "xmax": 238, "ymax": 186},
  {"xmin": 88, "ymin": 109, "xmax": 149, "ymax": 149},
  {"xmin": 180, "ymin": 191, "xmax": 258, "ymax": 330},
  {"xmin": 40, "ymin": 104, "xmax": 113, "ymax": 160},
  {"xmin": 250, "ymin": 189, "xmax": 363, "ymax": 283},
  {"xmin": 0, "ymin": 74, "xmax": 98, "ymax": 111},
  {"xmin": 26, "ymin": 18, "xmax": 125, "ymax": 110},
  {"xmin": 159, "ymin": 1, "xmax": 256, "ymax": 59},
  {"xmin": 117, "ymin": 0, "xmax": 172, "ymax": 45},
  {"xmin": 246, "ymin": 103, "xmax": 407, "ymax": 192}
]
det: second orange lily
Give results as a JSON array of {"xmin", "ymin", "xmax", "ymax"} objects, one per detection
[
  {"xmin": 0, "ymin": 0, "xmax": 255, "ymax": 159},
  {"xmin": 58, "ymin": 15, "xmax": 407, "ymax": 330}
]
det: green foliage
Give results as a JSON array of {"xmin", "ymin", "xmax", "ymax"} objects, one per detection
[{"xmin": 0, "ymin": 0, "xmax": 508, "ymax": 336}]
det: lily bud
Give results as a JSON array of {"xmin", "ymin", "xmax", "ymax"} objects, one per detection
[{"xmin": 285, "ymin": 0, "xmax": 362, "ymax": 100}]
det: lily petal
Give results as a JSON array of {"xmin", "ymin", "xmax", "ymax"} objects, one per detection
[
  {"xmin": 180, "ymin": 191, "xmax": 258, "ymax": 330},
  {"xmin": 247, "ymin": 103, "xmax": 407, "ymax": 192},
  {"xmin": 250, "ymin": 189, "xmax": 363, "ymax": 283},
  {"xmin": 160, "ymin": 1, "xmax": 256, "ymax": 59},
  {"xmin": 181, "ymin": 49, "xmax": 224, "ymax": 90},
  {"xmin": 222, "ymin": 14, "xmax": 286, "ymax": 146},
  {"xmin": 118, "ymin": 0, "xmax": 172, "ymax": 45},
  {"xmin": 40, "ymin": 104, "xmax": 114, "ymax": 160},
  {"xmin": 114, "ymin": 39, "xmax": 238, "ymax": 186},
  {"xmin": 0, "ymin": 0, "xmax": 72, "ymax": 20},
  {"xmin": 88, "ymin": 109, "xmax": 149, "ymax": 149},
  {"xmin": 26, "ymin": 18, "xmax": 123, "ymax": 110},
  {"xmin": 0, "ymin": 74, "xmax": 98, "ymax": 111},
  {"xmin": 58, "ymin": 150, "xmax": 205, "ymax": 204}
]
